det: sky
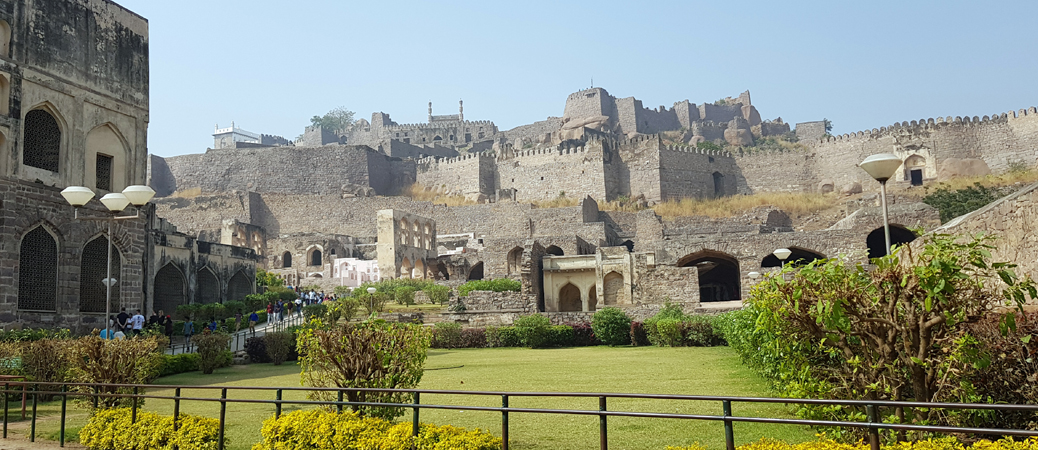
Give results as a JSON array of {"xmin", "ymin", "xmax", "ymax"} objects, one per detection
[{"xmin": 115, "ymin": 0, "xmax": 1038, "ymax": 157}]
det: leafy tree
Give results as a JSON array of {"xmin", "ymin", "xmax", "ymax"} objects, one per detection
[
  {"xmin": 298, "ymin": 320, "xmax": 430, "ymax": 419},
  {"xmin": 67, "ymin": 336, "xmax": 163, "ymax": 408},
  {"xmin": 922, "ymin": 183, "xmax": 1011, "ymax": 223},
  {"xmin": 747, "ymin": 233, "xmax": 1035, "ymax": 426},
  {"xmin": 591, "ymin": 307, "xmax": 632, "ymax": 346},
  {"xmin": 309, "ymin": 106, "xmax": 356, "ymax": 136},
  {"xmin": 823, "ymin": 118, "xmax": 833, "ymax": 133},
  {"xmin": 256, "ymin": 269, "xmax": 283, "ymax": 289}
]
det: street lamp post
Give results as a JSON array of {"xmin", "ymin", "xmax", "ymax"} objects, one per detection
[
  {"xmin": 367, "ymin": 287, "xmax": 377, "ymax": 314},
  {"xmin": 859, "ymin": 153, "xmax": 904, "ymax": 257},
  {"xmin": 61, "ymin": 185, "xmax": 155, "ymax": 340},
  {"xmin": 773, "ymin": 248, "xmax": 792, "ymax": 264}
]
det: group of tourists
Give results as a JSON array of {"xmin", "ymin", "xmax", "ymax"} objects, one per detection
[{"xmin": 100, "ymin": 308, "xmax": 175, "ymax": 340}]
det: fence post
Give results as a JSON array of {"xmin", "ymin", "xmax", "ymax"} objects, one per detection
[
  {"xmin": 501, "ymin": 395, "xmax": 509, "ymax": 450},
  {"xmin": 412, "ymin": 392, "xmax": 420, "ymax": 439},
  {"xmin": 3, "ymin": 382, "xmax": 8, "ymax": 439},
  {"xmin": 173, "ymin": 387, "xmax": 181, "ymax": 432},
  {"xmin": 131, "ymin": 386, "xmax": 139, "ymax": 424},
  {"xmin": 723, "ymin": 400, "xmax": 735, "ymax": 450},
  {"xmin": 867, "ymin": 404, "xmax": 880, "ymax": 450},
  {"xmin": 275, "ymin": 389, "xmax": 283, "ymax": 419},
  {"xmin": 92, "ymin": 385, "xmax": 98, "ymax": 410},
  {"xmin": 599, "ymin": 396, "xmax": 608, "ymax": 450},
  {"xmin": 337, "ymin": 390, "xmax": 343, "ymax": 413},
  {"xmin": 29, "ymin": 384, "xmax": 37, "ymax": 443},
  {"xmin": 219, "ymin": 388, "xmax": 227, "ymax": 450},
  {"xmin": 59, "ymin": 385, "xmax": 67, "ymax": 447}
]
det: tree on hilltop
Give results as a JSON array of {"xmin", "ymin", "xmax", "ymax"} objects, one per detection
[{"xmin": 309, "ymin": 106, "xmax": 356, "ymax": 136}]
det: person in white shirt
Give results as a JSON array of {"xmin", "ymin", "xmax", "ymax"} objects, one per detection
[{"xmin": 130, "ymin": 310, "xmax": 146, "ymax": 336}]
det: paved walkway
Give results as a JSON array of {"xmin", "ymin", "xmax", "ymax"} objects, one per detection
[{"xmin": 165, "ymin": 312, "xmax": 305, "ymax": 355}]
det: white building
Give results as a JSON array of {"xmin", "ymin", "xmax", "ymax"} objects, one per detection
[
  {"xmin": 213, "ymin": 122, "xmax": 262, "ymax": 149},
  {"xmin": 333, "ymin": 258, "xmax": 380, "ymax": 288}
]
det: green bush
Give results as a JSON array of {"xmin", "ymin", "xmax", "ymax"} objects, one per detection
[
  {"xmin": 922, "ymin": 183, "xmax": 1013, "ymax": 223},
  {"xmin": 513, "ymin": 314, "xmax": 552, "ymax": 348},
  {"xmin": 652, "ymin": 318, "xmax": 685, "ymax": 347},
  {"xmin": 683, "ymin": 317, "xmax": 725, "ymax": 347},
  {"xmin": 263, "ymin": 331, "xmax": 295, "ymax": 366},
  {"xmin": 423, "ymin": 284, "xmax": 450, "ymax": 304},
  {"xmin": 545, "ymin": 325, "xmax": 575, "ymax": 347},
  {"xmin": 592, "ymin": 307, "xmax": 631, "ymax": 346},
  {"xmin": 79, "ymin": 408, "xmax": 225, "ymax": 450},
  {"xmin": 192, "ymin": 333, "xmax": 230, "ymax": 374},
  {"xmin": 253, "ymin": 409, "xmax": 500, "ymax": 450},
  {"xmin": 484, "ymin": 326, "xmax": 521, "ymax": 347},
  {"xmin": 0, "ymin": 328, "xmax": 70, "ymax": 342},
  {"xmin": 431, "ymin": 322, "xmax": 463, "ymax": 349},
  {"xmin": 158, "ymin": 353, "xmax": 200, "ymax": 377},
  {"xmin": 458, "ymin": 279, "xmax": 521, "ymax": 297},
  {"xmin": 303, "ymin": 303, "xmax": 328, "ymax": 320},
  {"xmin": 394, "ymin": 287, "xmax": 417, "ymax": 306}
]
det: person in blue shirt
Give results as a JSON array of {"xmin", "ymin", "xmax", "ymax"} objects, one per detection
[
  {"xmin": 249, "ymin": 311, "xmax": 259, "ymax": 334},
  {"xmin": 183, "ymin": 318, "xmax": 195, "ymax": 347},
  {"xmin": 209, "ymin": 318, "xmax": 218, "ymax": 332}
]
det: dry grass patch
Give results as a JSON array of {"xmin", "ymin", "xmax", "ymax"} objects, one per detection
[
  {"xmin": 653, "ymin": 192, "xmax": 837, "ymax": 219},
  {"xmin": 531, "ymin": 195, "xmax": 582, "ymax": 208},
  {"xmin": 924, "ymin": 167, "xmax": 1038, "ymax": 193},
  {"xmin": 170, "ymin": 187, "xmax": 202, "ymax": 198},
  {"xmin": 405, "ymin": 183, "xmax": 475, "ymax": 206}
]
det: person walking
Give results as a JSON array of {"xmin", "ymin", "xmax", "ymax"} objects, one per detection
[
  {"xmin": 163, "ymin": 315, "xmax": 174, "ymax": 341},
  {"xmin": 130, "ymin": 310, "xmax": 145, "ymax": 336},
  {"xmin": 249, "ymin": 310, "xmax": 259, "ymax": 334},
  {"xmin": 117, "ymin": 308, "xmax": 131, "ymax": 334},
  {"xmin": 234, "ymin": 311, "xmax": 243, "ymax": 333},
  {"xmin": 183, "ymin": 318, "xmax": 195, "ymax": 350}
]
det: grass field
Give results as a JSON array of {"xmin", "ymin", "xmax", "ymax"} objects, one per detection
[{"xmin": 16, "ymin": 346, "xmax": 814, "ymax": 450}]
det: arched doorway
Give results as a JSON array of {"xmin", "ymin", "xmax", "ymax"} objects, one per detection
[
  {"xmin": 80, "ymin": 235, "xmax": 121, "ymax": 313},
  {"xmin": 867, "ymin": 226, "xmax": 917, "ymax": 259},
  {"xmin": 603, "ymin": 271, "xmax": 623, "ymax": 306},
  {"xmin": 309, "ymin": 249, "xmax": 322, "ymax": 266},
  {"xmin": 545, "ymin": 245, "xmax": 564, "ymax": 256},
  {"xmin": 437, "ymin": 262, "xmax": 450, "ymax": 280},
  {"xmin": 559, "ymin": 283, "xmax": 581, "ymax": 312},
  {"xmin": 761, "ymin": 247, "xmax": 826, "ymax": 268},
  {"xmin": 713, "ymin": 172, "xmax": 725, "ymax": 197},
  {"xmin": 196, "ymin": 267, "xmax": 220, "ymax": 304},
  {"xmin": 587, "ymin": 285, "xmax": 597, "ymax": 311},
  {"xmin": 679, "ymin": 250, "xmax": 741, "ymax": 302},
  {"xmin": 227, "ymin": 270, "xmax": 252, "ymax": 302},
  {"xmin": 282, "ymin": 252, "xmax": 292, "ymax": 268},
  {"xmin": 400, "ymin": 258, "xmax": 412, "ymax": 279},
  {"xmin": 507, "ymin": 246, "xmax": 523, "ymax": 275},
  {"xmin": 468, "ymin": 262, "xmax": 484, "ymax": 281},
  {"xmin": 154, "ymin": 263, "xmax": 187, "ymax": 315},
  {"xmin": 413, "ymin": 259, "xmax": 425, "ymax": 279},
  {"xmin": 904, "ymin": 155, "xmax": 925, "ymax": 186}
]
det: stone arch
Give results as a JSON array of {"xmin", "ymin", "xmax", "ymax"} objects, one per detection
[
  {"xmin": 18, "ymin": 225, "xmax": 58, "ymax": 311},
  {"xmin": 433, "ymin": 135, "xmax": 442, "ymax": 141},
  {"xmin": 622, "ymin": 240, "xmax": 634, "ymax": 252},
  {"xmin": 904, "ymin": 154, "xmax": 926, "ymax": 186},
  {"xmin": 400, "ymin": 257, "xmax": 412, "ymax": 279},
  {"xmin": 468, "ymin": 262, "xmax": 484, "ymax": 281},
  {"xmin": 226, "ymin": 270, "xmax": 253, "ymax": 302},
  {"xmin": 867, "ymin": 225, "xmax": 917, "ymax": 259},
  {"xmin": 587, "ymin": 285, "xmax": 597, "ymax": 311},
  {"xmin": 545, "ymin": 245, "xmax": 564, "ymax": 256},
  {"xmin": 437, "ymin": 262, "xmax": 450, "ymax": 280},
  {"xmin": 507, "ymin": 246, "xmax": 523, "ymax": 275},
  {"xmin": 412, "ymin": 220, "xmax": 421, "ymax": 248},
  {"xmin": 413, "ymin": 259, "xmax": 426, "ymax": 279},
  {"xmin": 22, "ymin": 105, "xmax": 65, "ymax": 173},
  {"xmin": 282, "ymin": 251, "xmax": 292, "ymax": 268},
  {"xmin": 603, "ymin": 271, "xmax": 624, "ymax": 306},
  {"xmin": 196, "ymin": 267, "xmax": 220, "ymax": 304},
  {"xmin": 424, "ymin": 223, "xmax": 432, "ymax": 249},
  {"xmin": 154, "ymin": 263, "xmax": 187, "ymax": 315},
  {"xmin": 761, "ymin": 247, "xmax": 826, "ymax": 268},
  {"xmin": 0, "ymin": 75, "xmax": 9, "ymax": 116},
  {"xmin": 678, "ymin": 249, "xmax": 741, "ymax": 302},
  {"xmin": 79, "ymin": 234, "xmax": 121, "ymax": 313},
  {"xmin": 713, "ymin": 172, "xmax": 725, "ymax": 197},
  {"xmin": 0, "ymin": 19, "xmax": 9, "ymax": 57},
  {"xmin": 558, "ymin": 283, "xmax": 581, "ymax": 312},
  {"xmin": 307, "ymin": 246, "xmax": 323, "ymax": 266},
  {"xmin": 85, "ymin": 123, "xmax": 130, "ymax": 192}
]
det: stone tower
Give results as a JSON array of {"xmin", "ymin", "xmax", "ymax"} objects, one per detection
[{"xmin": 428, "ymin": 102, "xmax": 432, "ymax": 123}]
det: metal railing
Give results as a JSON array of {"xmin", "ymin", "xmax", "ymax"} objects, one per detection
[
  {"xmin": 165, "ymin": 312, "xmax": 306, "ymax": 355},
  {"xmin": 3, "ymin": 382, "xmax": 1038, "ymax": 450}
]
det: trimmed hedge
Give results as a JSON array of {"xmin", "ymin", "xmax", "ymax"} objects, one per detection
[
  {"xmin": 158, "ymin": 353, "xmax": 200, "ymax": 377},
  {"xmin": 79, "ymin": 408, "xmax": 225, "ymax": 450},
  {"xmin": 674, "ymin": 436, "xmax": 1038, "ymax": 450},
  {"xmin": 253, "ymin": 409, "xmax": 500, "ymax": 450},
  {"xmin": 432, "ymin": 322, "xmax": 599, "ymax": 349},
  {"xmin": 458, "ymin": 279, "xmax": 521, "ymax": 297}
]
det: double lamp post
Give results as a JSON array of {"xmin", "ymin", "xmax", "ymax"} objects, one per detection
[{"xmin": 60, "ymin": 184, "xmax": 156, "ymax": 339}]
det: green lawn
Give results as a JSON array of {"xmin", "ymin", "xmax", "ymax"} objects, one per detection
[{"xmin": 20, "ymin": 346, "xmax": 813, "ymax": 450}]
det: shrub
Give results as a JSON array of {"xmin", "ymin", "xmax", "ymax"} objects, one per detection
[
  {"xmin": 394, "ymin": 287, "xmax": 417, "ymax": 306},
  {"xmin": 303, "ymin": 303, "xmax": 328, "ymax": 321},
  {"xmin": 651, "ymin": 318, "xmax": 685, "ymax": 347},
  {"xmin": 423, "ymin": 284, "xmax": 450, "ymax": 304},
  {"xmin": 330, "ymin": 297, "xmax": 360, "ymax": 323},
  {"xmin": 684, "ymin": 317, "xmax": 725, "ymax": 347},
  {"xmin": 513, "ymin": 314, "xmax": 552, "ymax": 348},
  {"xmin": 630, "ymin": 321, "xmax": 650, "ymax": 346},
  {"xmin": 592, "ymin": 307, "xmax": 632, "ymax": 346},
  {"xmin": 484, "ymin": 326, "xmax": 521, "ymax": 348},
  {"xmin": 459, "ymin": 328, "xmax": 487, "ymax": 348},
  {"xmin": 545, "ymin": 325, "xmax": 575, "ymax": 347},
  {"xmin": 569, "ymin": 322, "xmax": 599, "ymax": 347},
  {"xmin": 21, "ymin": 338, "xmax": 71, "ymax": 398},
  {"xmin": 192, "ymin": 333, "xmax": 230, "ymax": 374},
  {"xmin": 431, "ymin": 322, "xmax": 463, "ymax": 349},
  {"xmin": 252, "ymin": 409, "xmax": 500, "ymax": 450},
  {"xmin": 222, "ymin": 300, "xmax": 245, "ymax": 316},
  {"xmin": 78, "ymin": 407, "xmax": 224, "ymax": 450},
  {"xmin": 66, "ymin": 336, "xmax": 163, "ymax": 408},
  {"xmin": 158, "ymin": 353, "xmax": 200, "ymax": 377},
  {"xmin": 0, "ymin": 328, "xmax": 70, "ymax": 342},
  {"xmin": 263, "ymin": 331, "xmax": 295, "ymax": 366},
  {"xmin": 458, "ymin": 279, "xmax": 521, "ymax": 297},
  {"xmin": 957, "ymin": 312, "xmax": 1038, "ymax": 429},
  {"xmin": 297, "ymin": 321, "xmax": 430, "ymax": 420},
  {"xmin": 244, "ymin": 337, "xmax": 270, "ymax": 364}
]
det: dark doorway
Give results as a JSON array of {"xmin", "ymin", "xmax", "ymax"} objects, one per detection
[
  {"xmin": 679, "ymin": 250, "xmax": 741, "ymax": 302},
  {"xmin": 468, "ymin": 262, "xmax": 484, "ymax": 281},
  {"xmin": 196, "ymin": 268, "xmax": 220, "ymax": 304},
  {"xmin": 545, "ymin": 245, "xmax": 564, "ymax": 256},
  {"xmin": 558, "ymin": 283, "xmax": 581, "ymax": 311},
  {"xmin": 761, "ymin": 247, "xmax": 826, "ymax": 268},
  {"xmin": 154, "ymin": 263, "xmax": 187, "ymax": 315},
  {"xmin": 713, "ymin": 172, "xmax": 725, "ymax": 198},
  {"xmin": 866, "ymin": 225, "xmax": 917, "ymax": 259},
  {"xmin": 910, "ymin": 169, "xmax": 923, "ymax": 186}
]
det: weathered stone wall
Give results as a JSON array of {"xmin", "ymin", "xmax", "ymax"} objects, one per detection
[
  {"xmin": 733, "ymin": 149, "xmax": 817, "ymax": 194},
  {"xmin": 498, "ymin": 143, "xmax": 608, "ymax": 202},
  {"xmin": 500, "ymin": 117, "xmax": 564, "ymax": 146},
  {"xmin": 658, "ymin": 147, "xmax": 739, "ymax": 199},
  {"xmin": 415, "ymin": 153, "xmax": 493, "ymax": 197}
]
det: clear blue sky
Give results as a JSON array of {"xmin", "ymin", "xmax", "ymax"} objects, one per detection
[{"xmin": 116, "ymin": 0, "xmax": 1038, "ymax": 157}]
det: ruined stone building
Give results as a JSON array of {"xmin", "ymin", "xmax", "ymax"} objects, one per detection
[{"xmin": 0, "ymin": 0, "xmax": 256, "ymax": 332}]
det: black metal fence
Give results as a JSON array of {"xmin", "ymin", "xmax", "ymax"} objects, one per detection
[
  {"xmin": 3, "ymin": 382, "xmax": 1038, "ymax": 450},
  {"xmin": 165, "ymin": 311, "xmax": 305, "ymax": 355}
]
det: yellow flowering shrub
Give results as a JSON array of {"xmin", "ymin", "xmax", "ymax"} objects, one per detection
[
  {"xmin": 683, "ymin": 437, "xmax": 1038, "ymax": 450},
  {"xmin": 251, "ymin": 409, "xmax": 501, "ymax": 450},
  {"xmin": 78, "ymin": 408, "xmax": 224, "ymax": 450}
]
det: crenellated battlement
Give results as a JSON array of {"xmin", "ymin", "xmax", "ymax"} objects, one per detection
[
  {"xmin": 381, "ymin": 119, "xmax": 496, "ymax": 131},
  {"xmin": 812, "ymin": 106, "xmax": 1038, "ymax": 146}
]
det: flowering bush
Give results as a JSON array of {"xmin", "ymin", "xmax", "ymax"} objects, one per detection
[{"xmin": 79, "ymin": 408, "xmax": 224, "ymax": 450}]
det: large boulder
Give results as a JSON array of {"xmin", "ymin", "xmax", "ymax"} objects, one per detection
[
  {"xmin": 817, "ymin": 179, "xmax": 835, "ymax": 194},
  {"xmin": 938, "ymin": 158, "xmax": 991, "ymax": 180},
  {"xmin": 840, "ymin": 182, "xmax": 863, "ymax": 196},
  {"xmin": 724, "ymin": 128, "xmax": 753, "ymax": 146},
  {"xmin": 686, "ymin": 135, "xmax": 706, "ymax": 146},
  {"xmin": 742, "ymin": 105, "xmax": 762, "ymax": 127}
]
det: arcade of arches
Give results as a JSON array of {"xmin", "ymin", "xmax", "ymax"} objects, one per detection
[{"xmin": 867, "ymin": 225, "xmax": 917, "ymax": 259}]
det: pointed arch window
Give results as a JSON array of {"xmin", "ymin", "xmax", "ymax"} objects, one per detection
[
  {"xmin": 19, "ymin": 226, "xmax": 58, "ymax": 311},
  {"xmin": 23, "ymin": 109, "xmax": 61, "ymax": 172},
  {"xmin": 80, "ymin": 235, "xmax": 120, "ymax": 313}
]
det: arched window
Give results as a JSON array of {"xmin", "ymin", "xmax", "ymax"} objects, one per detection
[
  {"xmin": 0, "ymin": 19, "xmax": 10, "ymax": 57},
  {"xmin": 468, "ymin": 262, "xmax": 484, "ymax": 281},
  {"xmin": 603, "ymin": 271, "xmax": 624, "ymax": 306},
  {"xmin": 86, "ymin": 124, "xmax": 128, "ymax": 192},
  {"xmin": 545, "ymin": 245, "xmax": 564, "ymax": 256},
  {"xmin": 507, "ymin": 246, "xmax": 523, "ymax": 275},
  {"xmin": 282, "ymin": 252, "xmax": 292, "ymax": 268},
  {"xmin": 226, "ymin": 270, "xmax": 252, "ymax": 302},
  {"xmin": 80, "ymin": 235, "xmax": 120, "ymax": 313},
  {"xmin": 310, "ymin": 249, "xmax": 322, "ymax": 266},
  {"xmin": 400, "ymin": 257, "xmax": 412, "ymax": 279},
  {"xmin": 867, "ymin": 226, "xmax": 917, "ymax": 259},
  {"xmin": 23, "ymin": 109, "xmax": 61, "ymax": 172},
  {"xmin": 0, "ymin": 75, "xmax": 10, "ymax": 116},
  {"xmin": 761, "ymin": 247, "xmax": 826, "ymax": 268},
  {"xmin": 713, "ymin": 172, "xmax": 725, "ymax": 198},
  {"xmin": 678, "ymin": 250, "xmax": 741, "ymax": 302},
  {"xmin": 19, "ymin": 226, "xmax": 57, "ymax": 311},
  {"xmin": 587, "ymin": 285, "xmax": 597, "ymax": 312},
  {"xmin": 196, "ymin": 268, "xmax": 220, "ymax": 304},
  {"xmin": 153, "ymin": 263, "xmax": 187, "ymax": 315},
  {"xmin": 558, "ymin": 283, "xmax": 581, "ymax": 312}
]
